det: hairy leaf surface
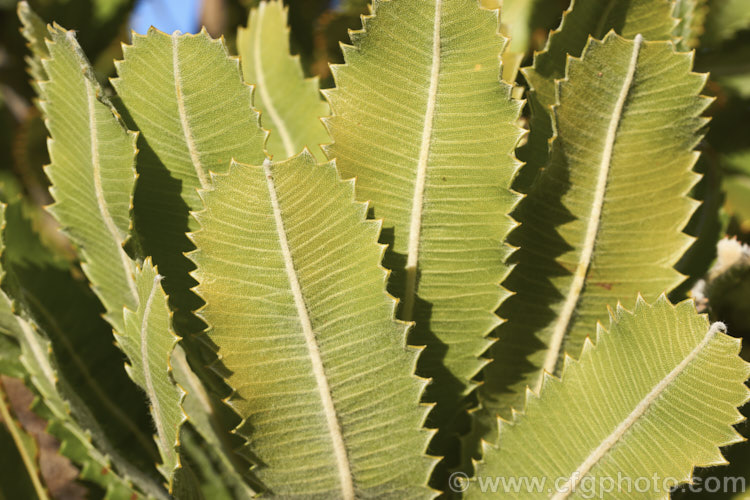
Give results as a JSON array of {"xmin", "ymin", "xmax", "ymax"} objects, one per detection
[
  {"xmin": 516, "ymin": 0, "xmax": 676, "ymax": 190},
  {"xmin": 237, "ymin": 0, "xmax": 329, "ymax": 161},
  {"xmin": 18, "ymin": 1, "xmax": 49, "ymax": 96},
  {"xmin": 476, "ymin": 33, "xmax": 709, "ymax": 448},
  {"xmin": 120, "ymin": 260, "xmax": 185, "ymax": 491},
  {"xmin": 323, "ymin": 0, "xmax": 524, "ymax": 440},
  {"xmin": 190, "ymin": 152, "xmax": 435, "ymax": 498},
  {"xmin": 112, "ymin": 29, "xmax": 266, "ymax": 334},
  {"xmin": 40, "ymin": 25, "xmax": 137, "ymax": 334},
  {"xmin": 523, "ymin": 0, "xmax": 676, "ymax": 111},
  {"xmin": 468, "ymin": 297, "xmax": 750, "ymax": 499}
]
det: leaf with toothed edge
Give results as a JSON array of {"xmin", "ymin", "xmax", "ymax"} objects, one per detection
[
  {"xmin": 322, "ymin": 0, "xmax": 525, "ymax": 458},
  {"xmin": 0, "ymin": 204, "xmax": 158, "ymax": 500},
  {"xmin": 112, "ymin": 28, "xmax": 267, "ymax": 337},
  {"xmin": 17, "ymin": 1, "xmax": 49, "ymax": 97},
  {"xmin": 119, "ymin": 259, "xmax": 187, "ymax": 493},
  {"xmin": 237, "ymin": 0, "xmax": 330, "ymax": 162},
  {"xmin": 467, "ymin": 296, "xmax": 750, "ymax": 499},
  {"xmin": 471, "ymin": 32, "xmax": 711, "ymax": 468},
  {"xmin": 39, "ymin": 23, "xmax": 138, "ymax": 335},
  {"xmin": 189, "ymin": 151, "xmax": 436, "ymax": 498},
  {"xmin": 515, "ymin": 0, "xmax": 677, "ymax": 192}
]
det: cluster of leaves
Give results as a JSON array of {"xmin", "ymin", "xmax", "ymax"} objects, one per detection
[{"xmin": 0, "ymin": 0, "xmax": 750, "ymax": 499}]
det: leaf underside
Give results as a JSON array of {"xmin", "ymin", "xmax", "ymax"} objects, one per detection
[
  {"xmin": 323, "ymin": 0, "xmax": 524, "ymax": 448},
  {"xmin": 469, "ymin": 297, "xmax": 749, "ymax": 500},
  {"xmin": 475, "ymin": 33, "xmax": 709, "ymax": 454},
  {"xmin": 112, "ymin": 28, "xmax": 267, "ymax": 336},
  {"xmin": 190, "ymin": 152, "xmax": 435, "ymax": 498},
  {"xmin": 237, "ymin": 0, "xmax": 330, "ymax": 162}
]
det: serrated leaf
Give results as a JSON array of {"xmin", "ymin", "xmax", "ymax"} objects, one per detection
[
  {"xmin": 322, "ymin": 0, "xmax": 524, "ymax": 449},
  {"xmin": 237, "ymin": 0, "xmax": 330, "ymax": 161},
  {"xmin": 120, "ymin": 260, "xmax": 186, "ymax": 491},
  {"xmin": 17, "ymin": 1, "xmax": 49, "ymax": 97},
  {"xmin": 39, "ymin": 24, "xmax": 138, "ymax": 334},
  {"xmin": 476, "ymin": 33, "xmax": 709, "ymax": 452},
  {"xmin": 523, "ymin": 0, "xmax": 676, "ymax": 111},
  {"xmin": 0, "ymin": 379, "xmax": 47, "ymax": 500},
  {"xmin": 189, "ymin": 152, "xmax": 435, "ymax": 498},
  {"xmin": 467, "ymin": 296, "xmax": 750, "ymax": 499},
  {"xmin": 0, "ymin": 205, "xmax": 159, "ymax": 500},
  {"xmin": 170, "ymin": 347, "xmax": 258, "ymax": 499},
  {"xmin": 517, "ymin": 0, "xmax": 677, "ymax": 189},
  {"xmin": 1, "ymin": 199, "xmax": 159, "ymax": 472},
  {"xmin": 673, "ymin": 0, "xmax": 709, "ymax": 50},
  {"xmin": 112, "ymin": 29, "xmax": 267, "ymax": 336}
]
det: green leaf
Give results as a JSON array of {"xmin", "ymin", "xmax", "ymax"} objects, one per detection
[
  {"xmin": 112, "ymin": 28, "xmax": 267, "ymax": 336},
  {"xmin": 1, "ymin": 199, "xmax": 160, "ymax": 473},
  {"xmin": 170, "ymin": 347, "xmax": 258, "ymax": 499},
  {"xmin": 0, "ymin": 379, "xmax": 47, "ymax": 500},
  {"xmin": 322, "ymin": 0, "xmax": 524, "ymax": 447},
  {"xmin": 516, "ymin": 0, "xmax": 677, "ymax": 190},
  {"xmin": 0, "ymin": 207, "xmax": 158, "ymax": 499},
  {"xmin": 523, "ymin": 0, "xmax": 676, "ymax": 112},
  {"xmin": 467, "ymin": 296, "xmax": 749, "ymax": 499},
  {"xmin": 672, "ymin": 0, "xmax": 709, "ymax": 50},
  {"xmin": 39, "ymin": 24, "xmax": 138, "ymax": 334},
  {"xmin": 476, "ymin": 33, "xmax": 708, "ymax": 446},
  {"xmin": 17, "ymin": 1, "xmax": 50, "ymax": 96},
  {"xmin": 237, "ymin": 0, "xmax": 330, "ymax": 161},
  {"xmin": 189, "ymin": 152, "xmax": 435, "ymax": 497},
  {"xmin": 120, "ymin": 260, "xmax": 186, "ymax": 491}
]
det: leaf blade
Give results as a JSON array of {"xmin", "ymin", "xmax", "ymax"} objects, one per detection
[
  {"xmin": 237, "ymin": 0, "xmax": 330, "ymax": 161},
  {"xmin": 468, "ymin": 297, "xmax": 750, "ymax": 499},
  {"xmin": 190, "ymin": 152, "xmax": 435, "ymax": 497}
]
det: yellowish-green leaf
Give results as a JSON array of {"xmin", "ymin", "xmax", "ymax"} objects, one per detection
[
  {"xmin": 112, "ymin": 29, "xmax": 267, "ymax": 335},
  {"xmin": 40, "ymin": 24, "xmax": 138, "ymax": 334},
  {"xmin": 120, "ymin": 260, "xmax": 186, "ymax": 491},
  {"xmin": 475, "ymin": 33, "xmax": 709, "ymax": 457},
  {"xmin": 189, "ymin": 152, "xmax": 435, "ymax": 498},
  {"xmin": 17, "ymin": 1, "xmax": 49, "ymax": 96},
  {"xmin": 0, "ymin": 205, "xmax": 157, "ymax": 500},
  {"xmin": 323, "ymin": 0, "xmax": 524, "ymax": 447},
  {"xmin": 523, "ymin": 0, "xmax": 676, "ymax": 111},
  {"xmin": 237, "ymin": 0, "xmax": 330, "ymax": 161},
  {"xmin": 467, "ymin": 297, "xmax": 749, "ymax": 499}
]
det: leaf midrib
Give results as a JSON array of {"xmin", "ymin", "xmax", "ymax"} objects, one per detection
[
  {"xmin": 20, "ymin": 288, "xmax": 156, "ymax": 457},
  {"xmin": 551, "ymin": 320, "xmax": 724, "ymax": 499},
  {"xmin": 253, "ymin": 2, "xmax": 296, "ymax": 158},
  {"xmin": 540, "ymin": 34, "xmax": 644, "ymax": 382},
  {"xmin": 84, "ymin": 75, "xmax": 138, "ymax": 308},
  {"xmin": 402, "ymin": 0, "xmax": 442, "ymax": 321},
  {"xmin": 172, "ymin": 33, "xmax": 210, "ymax": 189},
  {"xmin": 262, "ymin": 159, "xmax": 355, "ymax": 499},
  {"xmin": 138, "ymin": 273, "xmax": 171, "ymax": 463}
]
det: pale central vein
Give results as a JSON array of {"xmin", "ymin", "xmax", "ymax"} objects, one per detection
[
  {"xmin": 84, "ymin": 77, "xmax": 138, "ymax": 309},
  {"xmin": 140, "ymin": 274, "xmax": 171, "ymax": 459},
  {"xmin": 402, "ymin": 0, "xmax": 442, "ymax": 321},
  {"xmin": 552, "ymin": 321, "xmax": 725, "ymax": 500},
  {"xmin": 539, "ymin": 34, "xmax": 644, "ymax": 384},
  {"xmin": 263, "ymin": 159, "xmax": 354, "ymax": 499},
  {"xmin": 172, "ymin": 33, "xmax": 210, "ymax": 189},
  {"xmin": 253, "ymin": 3, "xmax": 295, "ymax": 158}
]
